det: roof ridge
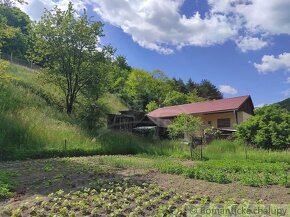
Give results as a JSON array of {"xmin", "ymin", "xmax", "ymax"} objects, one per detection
[
  {"xmin": 147, "ymin": 95, "xmax": 252, "ymax": 118},
  {"xmin": 153, "ymin": 95, "xmax": 250, "ymax": 110}
]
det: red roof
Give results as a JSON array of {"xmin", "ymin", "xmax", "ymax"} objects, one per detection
[{"xmin": 148, "ymin": 95, "xmax": 252, "ymax": 118}]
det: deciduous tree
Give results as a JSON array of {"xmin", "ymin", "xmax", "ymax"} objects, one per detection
[
  {"xmin": 168, "ymin": 113, "xmax": 204, "ymax": 139},
  {"xmin": 146, "ymin": 101, "xmax": 159, "ymax": 112},
  {"xmin": 236, "ymin": 105, "xmax": 290, "ymax": 149},
  {"xmin": 0, "ymin": 4, "xmax": 31, "ymax": 58},
  {"xmin": 163, "ymin": 90, "xmax": 187, "ymax": 106},
  {"xmin": 124, "ymin": 69, "xmax": 154, "ymax": 110},
  {"xmin": 29, "ymin": 3, "xmax": 109, "ymax": 114}
]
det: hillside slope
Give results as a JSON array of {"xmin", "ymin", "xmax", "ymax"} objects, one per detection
[
  {"xmin": 276, "ymin": 98, "xmax": 290, "ymax": 111},
  {"xmin": 0, "ymin": 63, "xmax": 158, "ymax": 160}
]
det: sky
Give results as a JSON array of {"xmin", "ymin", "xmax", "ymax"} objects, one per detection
[{"xmin": 17, "ymin": 0, "xmax": 290, "ymax": 107}]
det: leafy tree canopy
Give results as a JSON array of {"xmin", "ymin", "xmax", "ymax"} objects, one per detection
[
  {"xmin": 168, "ymin": 113, "xmax": 204, "ymax": 139},
  {"xmin": 146, "ymin": 101, "xmax": 159, "ymax": 112},
  {"xmin": 124, "ymin": 68, "xmax": 155, "ymax": 110},
  {"xmin": 163, "ymin": 90, "xmax": 187, "ymax": 106},
  {"xmin": 0, "ymin": 4, "xmax": 31, "ymax": 58},
  {"xmin": 186, "ymin": 89, "xmax": 205, "ymax": 103},
  {"xmin": 29, "ymin": 2, "xmax": 110, "ymax": 114},
  {"xmin": 0, "ymin": 16, "xmax": 18, "ymax": 49},
  {"xmin": 236, "ymin": 105, "xmax": 290, "ymax": 149},
  {"xmin": 107, "ymin": 55, "xmax": 131, "ymax": 95},
  {"xmin": 115, "ymin": 55, "xmax": 132, "ymax": 71}
]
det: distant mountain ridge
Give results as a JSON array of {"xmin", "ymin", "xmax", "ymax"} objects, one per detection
[{"xmin": 276, "ymin": 98, "xmax": 290, "ymax": 111}]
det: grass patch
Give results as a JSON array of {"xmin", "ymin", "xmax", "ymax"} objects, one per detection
[
  {"xmin": 158, "ymin": 159, "xmax": 290, "ymax": 187},
  {"xmin": 203, "ymin": 140, "xmax": 290, "ymax": 164}
]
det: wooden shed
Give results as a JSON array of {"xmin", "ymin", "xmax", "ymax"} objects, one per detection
[{"xmin": 107, "ymin": 110, "xmax": 146, "ymax": 132}]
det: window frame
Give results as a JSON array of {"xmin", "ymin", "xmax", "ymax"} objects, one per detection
[{"xmin": 217, "ymin": 118, "xmax": 231, "ymax": 128}]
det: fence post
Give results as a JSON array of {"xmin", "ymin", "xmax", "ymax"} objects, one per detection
[
  {"xmin": 190, "ymin": 137, "xmax": 193, "ymax": 158},
  {"xmin": 30, "ymin": 60, "xmax": 33, "ymax": 69},
  {"xmin": 10, "ymin": 53, "xmax": 13, "ymax": 62},
  {"xmin": 200, "ymin": 137, "xmax": 203, "ymax": 160},
  {"xmin": 245, "ymin": 142, "xmax": 248, "ymax": 160}
]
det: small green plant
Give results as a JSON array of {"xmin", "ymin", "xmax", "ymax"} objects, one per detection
[
  {"xmin": 7, "ymin": 177, "xmax": 287, "ymax": 216},
  {"xmin": 158, "ymin": 159, "xmax": 289, "ymax": 187},
  {"xmin": 0, "ymin": 171, "xmax": 17, "ymax": 199}
]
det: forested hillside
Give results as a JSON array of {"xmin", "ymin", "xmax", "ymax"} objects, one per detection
[{"xmin": 276, "ymin": 98, "xmax": 290, "ymax": 111}]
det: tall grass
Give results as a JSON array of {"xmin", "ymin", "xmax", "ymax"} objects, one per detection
[
  {"xmin": 203, "ymin": 140, "xmax": 290, "ymax": 164},
  {"xmin": 0, "ymin": 64, "xmax": 190, "ymax": 160}
]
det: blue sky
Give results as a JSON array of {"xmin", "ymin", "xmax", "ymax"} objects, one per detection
[{"xmin": 18, "ymin": 0, "xmax": 290, "ymax": 107}]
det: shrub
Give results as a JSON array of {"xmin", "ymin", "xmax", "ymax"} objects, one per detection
[
  {"xmin": 0, "ymin": 60, "xmax": 11, "ymax": 81},
  {"xmin": 236, "ymin": 105, "xmax": 290, "ymax": 149}
]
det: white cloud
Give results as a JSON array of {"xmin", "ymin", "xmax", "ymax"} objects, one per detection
[
  {"xmin": 92, "ymin": 0, "xmax": 237, "ymax": 54},
  {"xmin": 254, "ymin": 53, "xmax": 290, "ymax": 74},
  {"xmin": 16, "ymin": 0, "xmax": 87, "ymax": 20},
  {"xmin": 219, "ymin": 85, "xmax": 238, "ymax": 95},
  {"xmin": 234, "ymin": 0, "xmax": 290, "ymax": 35},
  {"xmin": 235, "ymin": 36, "xmax": 268, "ymax": 52},
  {"xmin": 16, "ymin": 0, "xmax": 55, "ymax": 20},
  {"xmin": 287, "ymin": 77, "xmax": 290, "ymax": 84},
  {"xmin": 209, "ymin": 0, "xmax": 290, "ymax": 35},
  {"xmin": 16, "ymin": 0, "xmax": 290, "ymax": 54}
]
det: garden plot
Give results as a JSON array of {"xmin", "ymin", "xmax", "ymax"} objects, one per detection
[{"xmin": 0, "ymin": 155, "xmax": 289, "ymax": 216}]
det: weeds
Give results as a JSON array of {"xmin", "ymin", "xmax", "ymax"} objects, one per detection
[{"xmin": 0, "ymin": 171, "xmax": 17, "ymax": 199}]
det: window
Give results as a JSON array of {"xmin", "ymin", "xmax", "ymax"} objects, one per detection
[{"xmin": 217, "ymin": 118, "xmax": 231, "ymax": 128}]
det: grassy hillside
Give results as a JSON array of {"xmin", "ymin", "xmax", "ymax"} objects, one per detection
[
  {"xmin": 276, "ymin": 97, "xmax": 290, "ymax": 111},
  {"xmin": 0, "ymin": 64, "xmax": 188, "ymax": 160},
  {"xmin": 0, "ymin": 63, "xmax": 289, "ymax": 163}
]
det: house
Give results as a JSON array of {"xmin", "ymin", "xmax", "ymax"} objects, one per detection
[{"xmin": 146, "ymin": 95, "xmax": 254, "ymax": 137}]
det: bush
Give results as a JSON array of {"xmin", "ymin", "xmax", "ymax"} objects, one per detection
[
  {"xmin": 0, "ymin": 60, "xmax": 14, "ymax": 82},
  {"xmin": 236, "ymin": 105, "xmax": 290, "ymax": 149}
]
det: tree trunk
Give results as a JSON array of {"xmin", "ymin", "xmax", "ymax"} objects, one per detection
[
  {"xmin": 66, "ymin": 102, "xmax": 73, "ymax": 114},
  {"xmin": 66, "ymin": 94, "xmax": 74, "ymax": 114}
]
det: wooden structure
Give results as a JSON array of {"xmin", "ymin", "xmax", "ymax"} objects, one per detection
[{"xmin": 107, "ymin": 110, "xmax": 146, "ymax": 132}]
